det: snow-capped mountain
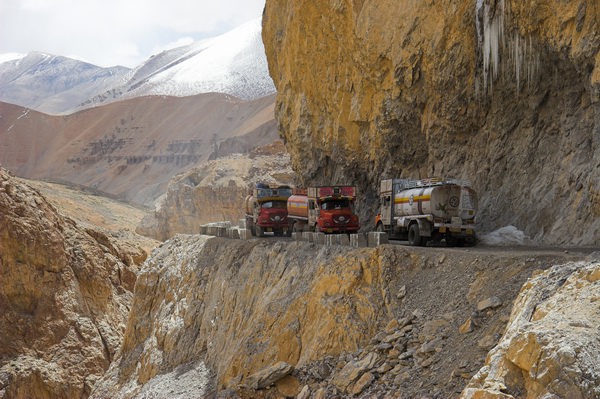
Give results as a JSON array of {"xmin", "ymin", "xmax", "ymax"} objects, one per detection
[
  {"xmin": 0, "ymin": 18, "xmax": 275, "ymax": 115},
  {"xmin": 128, "ymin": 19, "xmax": 275, "ymax": 100},
  {"xmin": 0, "ymin": 52, "xmax": 129, "ymax": 114}
]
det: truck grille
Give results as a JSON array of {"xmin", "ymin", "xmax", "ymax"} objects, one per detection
[{"xmin": 334, "ymin": 215, "xmax": 350, "ymax": 224}]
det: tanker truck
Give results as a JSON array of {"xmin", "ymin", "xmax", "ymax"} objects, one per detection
[
  {"xmin": 374, "ymin": 178, "xmax": 477, "ymax": 246},
  {"xmin": 287, "ymin": 186, "xmax": 360, "ymax": 234},
  {"xmin": 244, "ymin": 185, "xmax": 293, "ymax": 237}
]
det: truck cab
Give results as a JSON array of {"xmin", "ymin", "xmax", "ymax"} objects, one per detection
[
  {"xmin": 244, "ymin": 186, "xmax": 292, "ymax": 237},
  {"xmin": 310, "ymin": 197, "xmax": 357, "ymax": 233},
  {"xmin": 289, "ymin": 186, "xmax": 359, "ymax": 234}
]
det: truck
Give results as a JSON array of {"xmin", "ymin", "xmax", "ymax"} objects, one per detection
[
  {"xmin": 287, "ymin": 186, "xmax": 360, "ymax": 234},
  {"xmin": 374, "ymin": 178, "xmax": 477, "ymax": 246},
  {"xmin": 244, "ymin": 185, "xmax": 293, "ymax": 237}
]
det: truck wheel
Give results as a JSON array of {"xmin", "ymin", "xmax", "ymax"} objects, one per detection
[
  {"xmin": 314, "ymin": 224, "xmax": 321, "ymax": 233},
  {"xmin": 286, "ymin": 227, "xmax": 292, "ymax": 237},
  {"xmin": 256, "ymin": 225, "xmax": 265, "ymax": 237},
  {"xmin": 250, "ymin": 226, "xmax": 256, "ymax": 237},
  {"xmin": 446, "ymin": 235, "xmax": 458, "ymax": 247},
  {"xmin": 408, "ymin": 223, "xmax": 422, "ymax": 246}
]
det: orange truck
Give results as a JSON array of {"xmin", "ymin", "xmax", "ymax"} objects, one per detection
[
  {"xmin": 244, "ymin": 185, "xmax": 293, "ymax": 237},
  {"xmin": 287, "ymin": 186, "xmax": 360, "ymax": 234},
  {"xmin": 375, "ymin": 178, "xmax": 477, "ymax": 246}
]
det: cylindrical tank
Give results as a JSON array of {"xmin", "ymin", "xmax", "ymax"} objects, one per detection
[
  {"xmin": 287, "ymin": 194, "xmax": 309, "ymax": 218},
  {"xmin": 244, "ymin": 195, "xmax": 256, "ymax": 216},
  {"xmin": 394, "ymin": 185, "xmax": 477, "ymax": 220}
]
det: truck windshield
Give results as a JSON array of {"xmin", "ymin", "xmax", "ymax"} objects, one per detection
[
  {"xmin": 321, "ymin": 200, "xmax": 351, "ymax": 210},
  {"xmin": 261, "ymin": 201, "xmax": 287, "ymax": 209}
]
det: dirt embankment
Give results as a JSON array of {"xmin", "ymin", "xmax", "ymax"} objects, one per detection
[{"xmin": 90, "ymin": 232, "xmax": 598, "ymax": 399}]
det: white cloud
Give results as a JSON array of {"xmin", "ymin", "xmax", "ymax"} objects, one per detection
[{"xmin": 0, "ymin": 0, "xmax": 265, "ymax": 68}]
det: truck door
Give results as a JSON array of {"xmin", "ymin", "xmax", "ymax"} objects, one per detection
[{"xmin": 380, "ymin": 194, "xmax": 391, "ymax": 225}]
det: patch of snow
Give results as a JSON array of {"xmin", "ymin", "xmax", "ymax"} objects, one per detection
[
  {"xmin": 0, "ymin": 53, "xmax": 26, "ymax": 64},
  {"xmin": 479, "ymin": 225, "xmax": 530, "ymax": 246},
  {"xmin": 16, "ymin": 110, "xmax": 29, "ymax": 120}
]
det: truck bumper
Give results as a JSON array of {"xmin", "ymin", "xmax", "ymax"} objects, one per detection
[
  {"xmin": 435, "ymin": 224, "xmax": 476, "ymax": 237},
  {"xmin": 321, "ymin": 226, "xmax": 359, "ymax": 234},
  {"xmin": 257, "ymin": 223, "xmax": 288, "ymax": 231}
]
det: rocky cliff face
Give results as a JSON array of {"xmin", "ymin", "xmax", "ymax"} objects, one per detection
[
  {"xmin": 461, "ymin": 259, "xmax": 600, "ymax": 399},
  {"xmin": 90, "ymin": 232, "xmax": 594, "ymax": 398},
  {"xmin": 0, "ymin": 168, "xmax": 143, "ymax": 398},
  {"xmin": 137, "ymin": 141, "xmax": 293, "ymax": 241},
  {"xmin": 262, "ymin": 0, "xmax": 600, "ymax": 245}
]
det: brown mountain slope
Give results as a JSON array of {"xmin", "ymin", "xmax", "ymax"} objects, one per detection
[
  {"xmin": 0, "ymin": 93, "xmax": 277, "ymax": 205},
  {"xmin": 20, "ymin": 177, "xmax": 159, "ymax": 255}
]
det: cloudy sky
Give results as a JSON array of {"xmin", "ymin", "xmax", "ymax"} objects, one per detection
[{"xmin": 0, "ymin": 0, "xmax": 266, "ymax": 68}]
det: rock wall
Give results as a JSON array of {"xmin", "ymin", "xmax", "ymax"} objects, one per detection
[
  {"xmin": 90, "ymin": 233, "xmax": 592, "ymax": 398},
  {"xmin": 461, "ymin": 259, "xmax": 600, "ymax": 399},
  {"xmin": 0, "ymin": 168, "xmax": 142, "ymax": 398},
  {"xmin": 262, "ymin": 0, "xmax": 600, "ymax": 245},
  {"xmin": 136, "ymin": 141, "xmax": 294, "ymax": 241}
]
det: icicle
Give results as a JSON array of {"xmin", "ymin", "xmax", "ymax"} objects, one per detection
[
  {"xmin": 515, "ymin": 32, "xmax": 520, "ymax": 93},
  {"xmin": 479, "ymin": 0, "xmax": 506, "ymax": 94},
  {"xmin": 476, "ymin": 0, "xmax": 541, "ymax": 96}
]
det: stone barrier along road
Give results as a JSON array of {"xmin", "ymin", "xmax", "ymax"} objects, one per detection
[
  {"xmin": 367, "ymin": 232, "xmax": 389, "ymax": 247},
  {"xmin": 200, "ymin": 222, "xmax": 390, "ymax": 247},
  {"xmin": 351, "ymin": 233, "xmax": 368, "ymax": 248}
]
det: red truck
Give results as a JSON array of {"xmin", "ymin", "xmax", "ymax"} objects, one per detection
[
  {"xmin": 287, "ymin": 186, "xmax": 359, "ymax": 234},
  {"xmin": 244, "ymin": 185, "xmax": 293, "ymax": 237}
]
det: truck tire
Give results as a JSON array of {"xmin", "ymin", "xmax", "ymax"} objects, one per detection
[
  {"xmin": 408, "ymin": 223, "xmax": 422, "ymax": 246},
  {"xmin": 314, "ymin": 224, "xmax": 321, "ymax": 233},
  {"xmin": 446, "ymin": 235, "xmax": 458, "ymax": 247},
  {"xmin": 250, "ymin": 225, "xmax": 256, "ymax": 237},
  {"xmin": 256, "ymin": 225, "xmax": 265, "ymax": 237}
]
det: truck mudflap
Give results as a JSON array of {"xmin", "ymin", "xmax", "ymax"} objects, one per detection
[
  {"xmin": 416, "ymin": 219, "xmax": 433, "ymax": 237},
  {"xmin": 435, "ymin": 223, "xmax": 476, "ymax": 237}
]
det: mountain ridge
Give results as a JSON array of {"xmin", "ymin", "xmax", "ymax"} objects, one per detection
[{"xmin": 0, "ymin": 18, "xmax": 275, "ymax": 115}]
